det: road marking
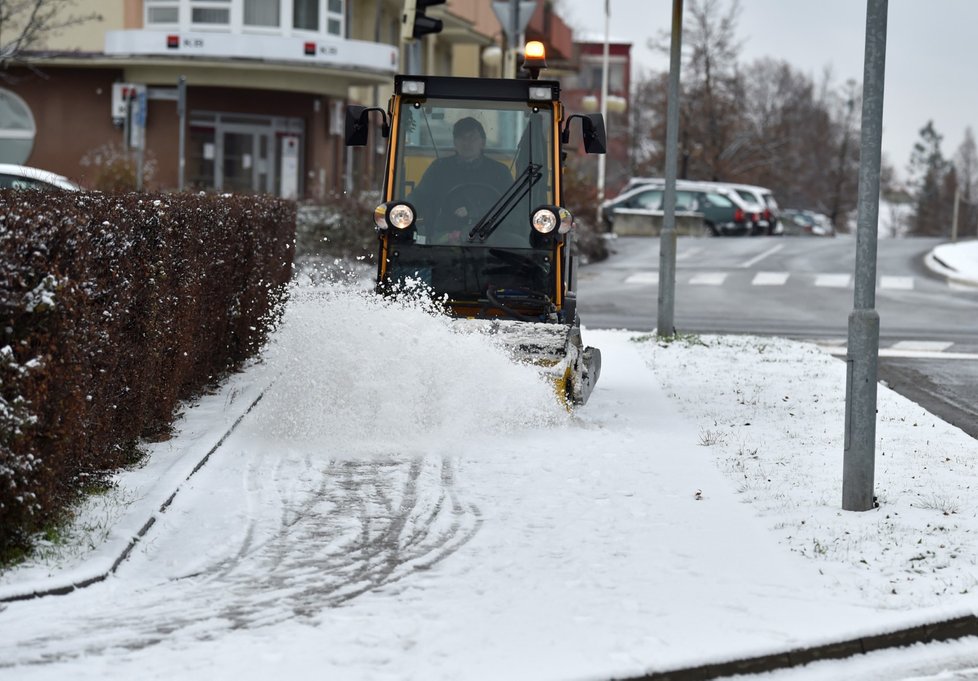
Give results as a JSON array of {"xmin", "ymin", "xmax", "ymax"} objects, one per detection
[
  {"xmin": 739, "ymin": 243, "xmax": 784, "ymax": 268},
  {"xmin": 815, "ymin": 341, "xmax": 978, "ymax": 360},
  {"xmin": 815, "ymin": 273, "xmax": 851, "ymax": 288},
  {"xmin": 949, "ymin": 281, "xmax": 977, "ymax": 292},
  {"xmin": 676, "ymin": 246, "xmax": 703, "ymax": 262},
  {"xmin": 625, "ymin": 271, "xmax": 659, "ymax": 285},
  {"xmin": 752, "ymin": 271, "xmax": 790, "ymax": 286},
  {"xmin": 880, "ymin": 276, "xmax": 914, "ymax": 290},
  {"xmin": 689, "ymin": 272, "xmax": 727, "ymax": 285},
  {"xmin": 891, "ymin": 340, "xmax": 953, "ymax": 352}
]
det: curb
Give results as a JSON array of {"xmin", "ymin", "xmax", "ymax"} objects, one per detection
[
  {"xmin": 0, "ymin": 389, "xmax": 265, "ymax": 604},
  {"xmin": 619, "ymin": 614, "xmax": 978, "ymax": 680}
]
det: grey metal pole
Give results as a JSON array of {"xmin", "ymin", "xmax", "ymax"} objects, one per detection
[
  {"xmin": 509, "ymin": 0, "xmax": 519, "ymax": 78},
  {"xmin": 177, "ymin": 75, "xmax": 187, "ymax": 191},
  {"xmin": 656, "ymin": 0, "xmax": 682, "ymax": 338},
  {"xmin": 842, "ymin": 0, "xmax": 888, "ymax": 512},
  {"xmin": 595, "ymin": 0, "xmax": 610, "ymax": 223}
]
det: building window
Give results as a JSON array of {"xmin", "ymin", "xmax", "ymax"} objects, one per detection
[
  {"xmin": 294, "ymin": 0, "xmax": 343, "ymax": 35},
  {"xmin": 244, "ymin": 0, "xmax": 280, "ymax": 27},
  {"xmin": 327, "ymin": 0, "xmax": 343, "ymax": 35},
  {"xmin": 293, "ymin": 0, "xmax": 318, "ymax": 30},
  {"xmin": 191, "ymin": 0, "xmax": 231, "ymax": 26},
  {"xmin": 0, "ymin": 89, "xmax": 36, "ymax": 165},
  {"xmin": 145, "ymin": 1, "xmax": 179, "ymax": 24}
]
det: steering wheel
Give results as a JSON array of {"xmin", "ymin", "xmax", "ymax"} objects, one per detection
[{"xmin": 434, "ymin": 183, "xmax": 503, "ymax": 241}]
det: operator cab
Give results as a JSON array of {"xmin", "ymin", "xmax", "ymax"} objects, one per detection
[{"xmin": 345, "ymin": 45, "xmax": 606, "ymax": 324}]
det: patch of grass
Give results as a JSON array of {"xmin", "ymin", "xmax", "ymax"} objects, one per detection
[
  {"xmin": 914, "ymin": 492, "xmax": 959, "ymax": 516},
  {"xmin": 699, "ymin": 428, "xmax": 728, "ymax": 447},
  {"xmin": 632, "ymin": 331, "xmax": 708, "ymax": 348}
]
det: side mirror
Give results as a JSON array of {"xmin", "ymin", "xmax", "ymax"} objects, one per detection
[
  {"xmin": 582, "ymin": 113, "xmax": 607, "ymax": 154},
  {"xmin": 560, "ymin": 113, "xmax": 607, "ymax": 154},
  {"xmin": 344, "ymin": 105, "xmax": 389, "ymax": 147}
]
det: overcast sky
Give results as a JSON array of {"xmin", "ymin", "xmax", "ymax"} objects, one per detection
[{"xmin": 561, "ymin": 0, "xmax": 978, "ymax": 180}]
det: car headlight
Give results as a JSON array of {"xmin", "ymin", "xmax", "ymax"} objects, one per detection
[
  {"xmin": 373, "ymin": 201, "xmax": 416, "ymax": 230},
  {"xmin": 531, "ymin": 206, "xmax": 573, "ymax": 234}
]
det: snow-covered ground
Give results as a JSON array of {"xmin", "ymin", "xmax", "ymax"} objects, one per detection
[
  {"xmin": 927, "ymin": 239, "xmax": 978, "ymax": 285},
  {"xmin": 1, "ymin": 244, "xmax": 977, "ymax": 681}
]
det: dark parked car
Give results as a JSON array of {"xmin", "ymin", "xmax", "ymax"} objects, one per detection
[
  {"xmin": 781, "ymin": 209, "xmax": 835, "ymax": 236},
  {"xmin": 601, "ymin": 181, "xmax": 756, "ymax": 236},
  {"xmin": 617, "ymin": 177, "xmax": 782, "ymax": 235}
]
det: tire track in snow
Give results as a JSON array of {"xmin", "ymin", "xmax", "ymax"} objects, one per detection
[{"xmin": 0, "ymin": 455, "xmax": 481, "ymax": 667}]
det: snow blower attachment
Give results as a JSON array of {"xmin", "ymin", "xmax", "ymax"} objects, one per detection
[{"xmin": 345, "ymin": 44, "xmax": 606, "ymax": 406}]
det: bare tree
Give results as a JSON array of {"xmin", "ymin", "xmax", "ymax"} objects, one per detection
[
  {"xmin": 680, "ymin": 0, "xmax": 744, "ymax": 180},
  {"xmin": 0, "ymin": 0, "xmax": 101, "ymax": 68}
]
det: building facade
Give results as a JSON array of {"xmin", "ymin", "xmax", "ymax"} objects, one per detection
[
  {"xmin": 0, "ymin": 0, "xmax": 580, "ymax": 198},
  {"xmin": 560, "ymin": 37, "xmax": 632, "ymax": 196}
]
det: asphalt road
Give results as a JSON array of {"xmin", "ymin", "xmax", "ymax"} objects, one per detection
[{"xmin": 577, "ymin": 234, "xmax": 978, "ymax": 437}]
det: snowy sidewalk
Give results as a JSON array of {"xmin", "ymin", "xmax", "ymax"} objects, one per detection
[{"xmin": 1, "ymin": 279, "xmax": 978, "ymax": 680}]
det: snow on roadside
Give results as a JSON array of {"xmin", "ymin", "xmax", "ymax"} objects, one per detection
[
  {"xmin": 931, "ymin": 240, "xmax": 978, "ymax": 281},
  {"xmin": 639, "ymin": 333, "xmax": 978, "ymax": 609}
]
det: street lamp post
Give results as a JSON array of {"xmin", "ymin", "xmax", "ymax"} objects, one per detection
[
  {"xmin": 842, "ymin": 0, "xmax": 888, "ymax": 512},
  {"xmin": 595, "ymin": 0, "xmax": 610, "ymax": 224}
]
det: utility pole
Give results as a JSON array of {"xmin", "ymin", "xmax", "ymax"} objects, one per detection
[
  {"xmin": 842, "ymin": 0, "xmax": 888, "ymax": 512},
  {"xmin": 656, "ymin": 0, "xmax": 683, "ymax": 338}
]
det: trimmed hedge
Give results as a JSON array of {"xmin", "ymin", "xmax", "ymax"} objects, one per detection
[{"xmin": 0, "ymin": 191, "xmax": 294, "ymax": 557}]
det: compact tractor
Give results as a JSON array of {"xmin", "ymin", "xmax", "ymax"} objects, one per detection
[{"xmin": 345, "ymin": 41, "xmax": 606, "ymax": 406}]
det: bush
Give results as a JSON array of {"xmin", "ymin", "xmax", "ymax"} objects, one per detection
[
  {"xmin": 295, "ymin": 191, "xmax": 380, "ymax": 260},
  {"xmin": 79, "ymin": 143, "xmax": 157, "ymax": 192},
  {"xmin": 0, "ymin": 190, "xmax": 294, "ymax": 558}
]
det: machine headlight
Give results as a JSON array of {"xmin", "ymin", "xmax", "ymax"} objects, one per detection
[
  {"xmin": 531, "ymin": 206, "xmax": 572, "ymax": 234},
  {"xmin": 388, "ymin": 202, "xmax": 415, "ymax": 229},
  {"xmin": 532, "ymin": 207, "xmax": 559, "ymax": 234},
  {"xmin": 373, "ymin": 202, "xmax": 416, "ymax": 230}
]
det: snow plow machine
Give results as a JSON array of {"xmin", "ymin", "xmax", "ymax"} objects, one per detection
[{"xmin": 345, "ymin": 41, "xmax": 606, "ymax": 407}]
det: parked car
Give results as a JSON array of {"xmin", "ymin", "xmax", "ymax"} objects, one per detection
[
  {"xmin": 601, "ymin": 180, "xmax": 756, "ymax": 236},
  {"xmin": 0, "ymin": 164, "xmax": 80, "ymax": 191},
  {"xmin": 725, "ymin": 184, "xmax": 782, "ymax": 235},
  {"xmin": 781, "ymin": 209, "xmax": 836, "ymax": 237},
  {"xmin": 618, "ymin": 177, "xmax": 782, "ymax": 235}
]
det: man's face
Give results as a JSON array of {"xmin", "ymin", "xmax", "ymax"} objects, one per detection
[{"xmin": 454, "ymin": 130, "xmax": 484, "ymax": 161}]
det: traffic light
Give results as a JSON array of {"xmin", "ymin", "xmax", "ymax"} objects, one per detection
[{"xmin": 401, "ymin": 0, "xmax": 446, "ymax": 41}]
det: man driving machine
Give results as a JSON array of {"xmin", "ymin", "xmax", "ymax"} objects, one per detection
[{"xmin": 408, "ymin": 117, "xmax": 514, "ymax": 243}]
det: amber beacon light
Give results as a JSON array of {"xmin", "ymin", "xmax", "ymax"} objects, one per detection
[{"xmin": 523, "ymin": 41, "xmax": 547, "ymax": 79}]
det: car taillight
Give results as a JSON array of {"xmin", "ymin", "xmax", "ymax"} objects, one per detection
[
  {"xmin": 734, "ymin": 208, "xmax": 744, "ymax": 222},
  {"xmin": 763, "ymin": 208, "xmax": 771, "ymax": 220}
]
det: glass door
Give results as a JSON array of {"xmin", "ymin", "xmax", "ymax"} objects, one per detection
[{"xmin": 218, "ymin": 125, "xmax": 273, "ymax": 194}]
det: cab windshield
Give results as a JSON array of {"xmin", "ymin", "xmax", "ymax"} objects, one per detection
[{"xmin": 392, "ymin": 98, "xmax": 554, "ymax": 250}]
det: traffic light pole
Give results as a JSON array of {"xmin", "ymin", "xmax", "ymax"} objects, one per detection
[{"xmin": 842, "ymin": 0, "xmax": 888, "ymax": 512}]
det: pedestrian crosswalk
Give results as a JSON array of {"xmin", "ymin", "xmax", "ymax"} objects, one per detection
[
  {"xmin": 813, "ymin": 338, "xmax": 978, "ymax": 360},
  {"xmin": 621, "ymin": 270, "xmax": 968, "ymax": 291}
]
